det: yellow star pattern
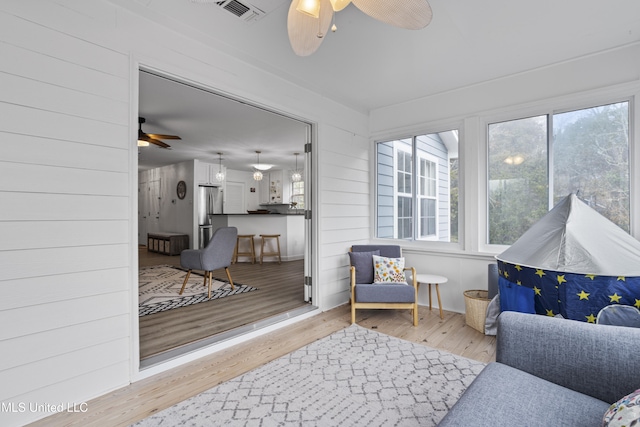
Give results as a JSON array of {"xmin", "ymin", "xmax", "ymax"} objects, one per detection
[
  {"xmin": 557, "ymin": 275, "xmax": 567, "ymax": 285},
  {"xmin": 577, "ymin": 290, "xmax": 590, "ymax": 300},
  {"xmin": 515, "ymin": 265, "xmax": 522, "ymax": 271},
  {"xmin": 535, "ymin": 269, "xmax": 545, "ymax": 278},
  {"xmin": 585, "ymin": 314, "xmax": 597, "ymax": 323},
  {"xmin": 617, "ymin": 276, "xmax": 626, "ymax": 281},
  {"xmin": 609, "ymin": 293, "xmax": 622, "ymax": 303},
  {"xmin": 635, "ymin": 299, "xmax": 640, "ymax": 309},
  {"xmin": 585, "ymin": 274, "xmax": 596, "ymax": 280},
  {"xmin": 504, "ymin": 271, "xmax": 509, "ymax": 279},
  {"xmin": 533, "ymin": 286, "xmax": 541, "ymax": 296},
  {"xmin": 516, "ymin": 280, "xmax": 522, "ymax": 286},
  {"xmin": 546, "ymin": 309, "xmax": 555, "ymax": 317}
]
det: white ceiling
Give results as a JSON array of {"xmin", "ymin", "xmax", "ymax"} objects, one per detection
[
  {"xmin": 138, "ymin": 71, "xmax": 309, "ymax": 172},
  {"xmin": 127, "ymin": 0, "xmax": 640, "ymax": 171}
]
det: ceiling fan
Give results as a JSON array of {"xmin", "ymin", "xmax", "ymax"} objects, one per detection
[
  {"xmin": 137, "ymin": 117, "xmax": 182, "ymax": 149},
  {"xmin": 288, "ymin": 0, "xmax": 433, "ymax": 56}
]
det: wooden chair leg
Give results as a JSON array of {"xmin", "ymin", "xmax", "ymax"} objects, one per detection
[
  {"xmin": 207, "ymin": 271, "xmax": 213, "ymax": 299},
  {"xmin": 179, "ymin": 270, "xmax": 192, "ymax": 295},
  {"xmin": 413, "ymin": 303, "xmax": 419, "ymax": 326},
  {"xmin": 225, "ymin": 267, "xmax": 235, "ymax": 290},
  {"xmin": 436, "ymin": 283, "xmax": 443, "ymax": 319},
  {"xmin": 351, "ymin": 303, "xmax": 356, "ymax": 324}
]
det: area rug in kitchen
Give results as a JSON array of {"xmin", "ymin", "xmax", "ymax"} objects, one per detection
[
  {"xmin": 139, "ymin": 265, "xmax": 257, "ymax": 317},
  {"xmin": 131, "ymin": 324, "xmax": 486, "ymax": 426}
]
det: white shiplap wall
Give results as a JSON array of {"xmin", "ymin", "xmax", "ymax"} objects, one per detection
[
  {"xmin": 317, "ymin": 124, "xmax": 370, "ymax": 309},
  {"xmin": 0, "ymin": 2, "xmax": 132, "ymax": 426},
  {"xmin": 0, "ymin": 1, "xmax": 369, "ymax": 425}
]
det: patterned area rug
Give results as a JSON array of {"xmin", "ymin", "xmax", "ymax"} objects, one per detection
[
  {"xmin": 139, "ymin": 265, "xmax": 258, "ymax": 317},
  {"xmin": 132, "ymin": 324, "xmax": 486, "ymax": 426}
]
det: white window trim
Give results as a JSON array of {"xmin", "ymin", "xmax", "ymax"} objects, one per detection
[
  {"xmin": 394, "ymin": 143, "xmax": 413, "ymax": 239},
  {"xmin": 417, "ymin": 150, "xmax": 439, "ymax": 241},
  {"xmin": 478, "ymin": 86, "xmax": 638, "ymax": 254}
]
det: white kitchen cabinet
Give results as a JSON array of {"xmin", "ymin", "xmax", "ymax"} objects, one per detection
[
  {"xmin": 258, "ymin": 170, "xmax": 291, "ymax": 205},
  {"xmin": 196, "ymin": 160, "xmax": 226, "ymax": 186}
]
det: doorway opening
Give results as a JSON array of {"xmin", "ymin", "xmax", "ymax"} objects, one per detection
[{"xmin": 137, "ymin": 70, "xmax": 314, "ymax": 367}]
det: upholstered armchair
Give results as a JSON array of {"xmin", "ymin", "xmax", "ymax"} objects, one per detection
[
  {"xmin": 180, "ymin": 226, "xmax": 238, "ymax": 299},
  {"xmin": 349, "ymin": 245, "xmax": 418, "ymax": 326}
]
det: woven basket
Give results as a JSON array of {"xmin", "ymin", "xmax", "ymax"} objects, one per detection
[{"xmin": 464, "ymin": 290, "xmax": 490, "ymax": 334}]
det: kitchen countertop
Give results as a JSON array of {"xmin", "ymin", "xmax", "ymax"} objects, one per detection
[{"xmin": 211, "ymin": 213, "xmax": 305, "ymax": 216}]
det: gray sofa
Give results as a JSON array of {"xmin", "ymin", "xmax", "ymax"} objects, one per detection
[{"xmin": 439, "ymin": 311, "xmax": 640, "ymax": 427}]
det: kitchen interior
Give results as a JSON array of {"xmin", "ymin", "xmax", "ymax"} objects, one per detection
[{"xmin": 137, "ymin": 70, "xmax": 312, "ymax": 365}]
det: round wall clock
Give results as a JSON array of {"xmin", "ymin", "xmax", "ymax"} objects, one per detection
[{"xmin": 176, "ymin": 180, "xmax": 187, "ymax": 199}]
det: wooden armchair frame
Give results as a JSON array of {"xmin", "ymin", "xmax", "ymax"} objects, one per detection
[{"xmin": 349, "ymin": 246, "xmax": 419, "ymax": 326}]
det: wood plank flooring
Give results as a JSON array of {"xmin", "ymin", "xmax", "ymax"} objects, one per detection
[
  {"xmin": 139, "ymin": 246, "xmax": 308, "ymax": 360},
  {"xmin": 27, "ymin": 248, "xmax": 496, "ymax": 426}
]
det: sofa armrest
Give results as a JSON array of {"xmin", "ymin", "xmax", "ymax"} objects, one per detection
[{"xmin": 497, "ymin": 311, "xmax": 640, "ymax": 403}]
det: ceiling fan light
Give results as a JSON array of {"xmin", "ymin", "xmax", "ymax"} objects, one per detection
[
  {"xmin": 329, "ymin": 0, "xmax": 350, "ymax": 11},
  {"xmin": 296, "ymin": 0, "xmax": 321, "ymax": 18},
  {"xmin": 253, "ymin": 170, "xmax": 263, "ymax": 181},
  {"xmin": 137, "ymin": 140, "xmax": 149, "ymax": 147}
]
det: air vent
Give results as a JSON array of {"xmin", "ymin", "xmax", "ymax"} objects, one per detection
[
  {"xmin": 214, "ymin": 0, "xmax": 265, "ymax": 22},
  {"xmin": 222, "ymin": 0, "xmax": 249, "ymax": 17}
]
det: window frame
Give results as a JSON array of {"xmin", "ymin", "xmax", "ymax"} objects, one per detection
[
  {"xmin": 480, "ymin": 95, "xmax": 635, "ymax": 253},
  {"xmin": 373, "ymin": 125, "xmax": 462, "ymax": 250}
]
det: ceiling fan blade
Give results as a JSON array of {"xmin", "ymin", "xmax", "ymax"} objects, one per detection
[
  {"xmin": 287, "ymin": 0, "xmax": 334, "ymax": 56},
  {"xmin": 138, "ymin": 131, "xmax": 152, "ymax": 142},
  {"xmin": 148, "ymin": 138, "xmax": 171, "ymax": 149},
  {"xmin": 146, "ymin": 133, "xmax": 182, "ymax": 140},
  {"xmin": 351, "ymin": 0, "xmax": 432, "ymax": 30}
]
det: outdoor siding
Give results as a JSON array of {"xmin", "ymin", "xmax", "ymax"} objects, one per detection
[{"xmin": 376, "ymin": 136, "xmax": 451, "ymax": 241}]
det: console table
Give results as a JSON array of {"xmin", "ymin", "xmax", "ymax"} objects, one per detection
[{"xmin": 147, "ymin": 232, "xmax": 189, "ymax": 256}]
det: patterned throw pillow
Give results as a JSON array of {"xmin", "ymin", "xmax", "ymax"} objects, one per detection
[
  {"xmin": 603, "ymin": 388, "xmax": 640, "ymax": 427},
  {"xmin": 373, "ymin": 255, "xmax": 406, "ymax": 283}
]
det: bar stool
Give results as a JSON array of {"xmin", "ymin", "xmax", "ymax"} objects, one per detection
[
  {"xmin": 260, "ymin": 234, "xmax": 282, "ymax": 264},
  {"xmin": 233, "ymin": 234, "xmax": 256, "ymax": 264}
]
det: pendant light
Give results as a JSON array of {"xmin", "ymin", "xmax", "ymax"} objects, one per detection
[
  {"xmin": 253, "ymin": 151, "xmax": 264, "ymax": 181},
  {"xmin": 291, "ymin": 152, "xmax": 302, "ymax": 182},
  {"xmin": 215, "ymin": 152, "xmax": 225, "ymax": 182}
]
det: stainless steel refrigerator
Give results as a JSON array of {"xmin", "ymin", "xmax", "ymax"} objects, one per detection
[{"xmin": 198, "ymin": 185, "xmax": 223, "ymax": 248}]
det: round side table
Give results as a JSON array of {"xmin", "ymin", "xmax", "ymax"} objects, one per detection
[{"xmin": 414, "ymin": 274, "xmax": 448, "ymax": 319}]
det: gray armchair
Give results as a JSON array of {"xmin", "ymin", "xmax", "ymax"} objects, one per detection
[
  {"xmin": 349, "ymin": 245, "xmax": 418, "ymax": 326},
  {"xmin": 179, "ymin": 226, "xmax": 238, "ymax": 299}
]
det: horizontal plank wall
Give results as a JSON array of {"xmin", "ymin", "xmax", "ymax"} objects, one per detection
[
  {"xmin": 318, "ymin": 124, "xmax": 370, "ymax": 310},
  {"xmin": 0, "ymin": 0, "xmax": 370, "ymax": 425},
  {"xmin": 0, "ymin": 2, "xmax": 131, "ymax": 426}
]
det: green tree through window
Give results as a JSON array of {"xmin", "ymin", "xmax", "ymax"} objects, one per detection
[{"xmin": 488, "ymin": 101, "xmax": 629, "ymax": 245}]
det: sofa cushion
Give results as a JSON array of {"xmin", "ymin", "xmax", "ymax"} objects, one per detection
[
  {"xmin": 438, "ymin": 362, "xmax": 610, "ymax": 427},
  {"xmin": 372, "ymin": 255, "xmax": 406, "ymax": 283},
  {"xmin": 603, "ymin": 388, "xmax": 640, "ymax": 427},
  {"xmin": 354, "ymin": 283, "xmax": 415, "ymax": 303},
  {"xmin": 348, "ymin": 250, "xmax": 380, "ymax": 284}
]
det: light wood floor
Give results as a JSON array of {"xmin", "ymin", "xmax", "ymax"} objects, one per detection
[
  {"xmin": 139, "ymin": 246, "xmax": 308, "ymax": 360},
  {"xmin": 29, "ymin": 302, "xmax": 496, "ymax": 427}
]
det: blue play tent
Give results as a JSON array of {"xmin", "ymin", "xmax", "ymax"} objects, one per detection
[{"xmin": 495, "ymin": 194, "xmax": 640, "ymax": 322}]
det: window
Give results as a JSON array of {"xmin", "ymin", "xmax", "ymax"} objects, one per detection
[
  {"xmin": 488, "ymin": 101, "xmax": 630, "ymax": 245},
  {"xmin": 291, "ymin": 180, "xmax": 305, "ymax": 210},
  {"xmin": 376, "ymin": 130, "xmax": 459, "ymax": 242}
]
